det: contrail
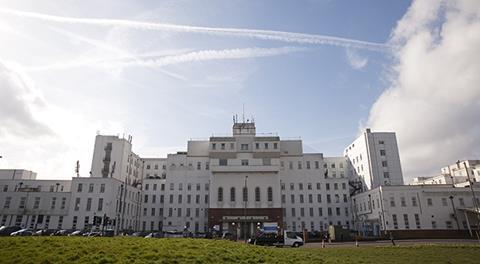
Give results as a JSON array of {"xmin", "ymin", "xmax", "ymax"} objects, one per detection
[
  {"xmin": 24, "ymin": 46, "xmax": 305, "ymax": 71},
  {"xmin": 0, "ymin": 8, "xmax": 389, "ymax": 51}
]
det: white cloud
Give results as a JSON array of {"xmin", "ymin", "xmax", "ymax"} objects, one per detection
[
  {"xmin": 366, "ymin": 0, "xmax": 480, "ymax": 180},
  {"xmin": 0, "ymin": 7, "xmax": 388, "ymax": 51},
  {"xmin": 345, "ymin": 48, "xmax": 368, "ymax": 69}
]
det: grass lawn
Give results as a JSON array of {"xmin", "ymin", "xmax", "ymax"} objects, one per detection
[{"xmin": 0, "ymin": 237, "xmax": 479, "ymax": 264}]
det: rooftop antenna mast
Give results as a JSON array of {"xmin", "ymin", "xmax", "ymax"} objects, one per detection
[{"xmin": 242, "ymin": 103, "xmax": 245, "ymax": 123}]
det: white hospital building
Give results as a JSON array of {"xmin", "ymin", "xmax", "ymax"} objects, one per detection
[{"xmin": 0, "ymin": 120, "xmax": 479, "ymax": 239}]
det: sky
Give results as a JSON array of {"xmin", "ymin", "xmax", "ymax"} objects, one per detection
[{"xmin": 0, "ymin": 0, "xmax": 479, "ymax": 182}]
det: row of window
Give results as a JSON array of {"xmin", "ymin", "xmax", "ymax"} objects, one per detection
[
  {"xmin": 212, "ymin": 142, "xmax": 279, "ymax": 151},
  {"xmin": 289, "ymin": 220, "xmax": 349, "ymax": 232},
  {"xmin": 282, "ymin": 193, "xmax": 348, "ymax": 204},
  {"xmin": 290, "ymin": 207, "xmax": 349, "ymax": 217},
  {"xmin": 217, "ymin": 187, "xmax": 273, "ymax": 202},
  {"xmin": 143, "ymin": 207, "xmax": 207, "ymax": 218},
  {"xmin": 3, "ymin": 196, "xmax": 68, "ymax": 210},
  {"xmin": 281, "ymin": 182, "xmax": 347, "ymax": 191},
  {"xmin": 0, "ymin": 215, "xmax": 63, "ymax": 230},
  {"xmin": 1, "ymin": 184, "xmax": 66, "ymax": 193},
  {"xmin": 73, "ymin": 197, "xmax": 104, "ymax": 212},
  {"xmin": 77, "ymin": 183, "xmax": 106, "ymax": 193},
  {"xmin": 144, "ymin": 194, "xmax": 209, "ymax": 205}
]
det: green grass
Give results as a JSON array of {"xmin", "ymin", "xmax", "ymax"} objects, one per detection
[{"xmin": 0, "ymin": 237, "xmax": 479, "ymax": 264}]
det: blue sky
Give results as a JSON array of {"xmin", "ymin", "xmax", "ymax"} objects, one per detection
[{"xmin": 1, "ymin": 0, "xmax": 479, "ymax": 180}]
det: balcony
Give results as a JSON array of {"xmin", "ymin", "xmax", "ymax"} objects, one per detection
[{"xmin": 211, "ymin": 164, "xmax": 279, "ymax": 173}]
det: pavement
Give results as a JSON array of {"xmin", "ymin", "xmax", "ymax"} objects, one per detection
[{"xmin": 304, "ymin": 239, "xmax": 480, "ymax": 248}]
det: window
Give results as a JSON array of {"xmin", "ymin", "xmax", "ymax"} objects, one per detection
[
  {"xmin": 411, "ymin": 197, "xmax": 418, "ymax": 207},
  {"xmin": 170, "ymin": 183, "xmax": 174, "ymax": 190},
  {"xmin": 212, "ymin": 143, "xmax": 216, "ymax": 150},
  {"xmin": 61, "ymin": 198, "xmax": 66, "ymax": 209},
  {"xmin": 98, "ymin": 198, "xmax": 103, "ymax": 211},
  {"xmin": 206, "ymin": 162, "xmax": 210, "ymax": 170},
  {"xmin": 446, "ymin": 221, "xmax": 453, "ymax": 229},
  {"xmin": 317, "ymin": 194, "xmax": 322, "ymax": 203},
  {"xmin": 300, "ymin": 194, "xmax": 304, "ymax": 203},
  {"xmin": 318, "ymin": 208, "xmax": 323, "ymax": 216},
  {"xmin": 299, "ymin": 183, "xmax": 303, "ymax": 190},
  {"xmin": 308, "ymin": 194, "xmax": 313, "ymax": 203},
  {"xmin": 382, "ymin": 161, "xmax": 388, "ymax": 167},
  {"xmin": 241, "ymin": 144, "xmax": 249, "ymax": 150},
  {"xmin": 230, "ymin": 187, "xmax": 236, "ymax": 202},
  {"xmin": 219, "ymin": 159, "xmax": 228, "ymax": 166},
  {"xmin": 290, "ymin": 183, "xmax": 294, "ymax": 190},
  {"xmin": 144, "ymin": 195, "xmax": 148, "ymax": 203},
  {"xmin": 414, "ymin": 214, "xmax": 421, "ymax": 229},
  {"xmin": 336, "ymin": 207, "xmax": 341, "ymax": 216},
  {"xmin": 403, "ymin": 214, "xmax": 410, "ymax": 229},
  {"xmin": 390, "ymin": 197, "xmax": 395, "ymax": 207},
  {"xmin": 187, "ymin": 195, "xmax": 191, "ymax": 204},
  {"xmin": 88, "ymin": 183, "xmax": 94, "ymax": 193},
  {"xmin": 298, "ymin": 161, "xmax": 302, "ymax": 170},
  {"xmin": 273, "ymin": 143, "xmax": 278, "ymax": 149},
  {"xmin": 392, "ymin": 214, "xmax": 398, "ymax": 229},
  {"xmin": 4, "ymin": 197, "xmax": 11, "ymax": 209},
  {"xmin": 290, "ymin": 195, "xmax": 295, "ymax": 203},
  {"xmin": 197, "ymin": 162, "xmax": 201, "ymax": 170},
  {"xmin": 33, "ymin": 197, "xmax": 40, "ymax": 209},
  {"xmin": 178, "ymin": 195, "xmax": 182, "ymax": 203},
  {"xmin": 74, "ymin": 198, "xmax": 80, "ymax": 211},
  {"xmin": 100, "ymin": 184, "xmax": 105, "ymax": 193},
  {"xmin": 379, "ymin": 140, "xmax": 385, "ymax": 144},
  {"xmin": 328, "ymin": 207, "xmax": 332, "ymax": 216},
  {"xmin": 334, "ymin": 183, "xmax": 338, "ymax": 190},
  {"xmin": 241, "ymin": 159, "xmax": 249, "ymax": 166},
  {"xmin": 300, "ymin": 208, "xmax": 305, "ymax": 217},
  {"xmin": 243, "ymin": 187, "xmax": 248, "ymax": 202},
  {"xmin": 255, "ymin": 143, "xmax": 260, "ymax": 149},
  {"xmin": 291, "ymin": 208, "xmax": 296, "ymax": 217},
  {"xmin": 267, "ymin": 187, "xmax": 273, "ymax": 202},
  {"xmin": 230, "ymin": 143, "xmax": 234, "ymax": 149},
  {"xmin": 315, "ymin": 161, "xmax": 319, "ymax": 169},
  {"xmin": 289, "ymin": 162, "xmax": 293, "ymax": 170},
  {"xmin": 401, "ymin": 197, "xmax": 406, "ymax": 207},
  {"xmin": 218, "ymin": 187, "xmax": 223, "ymax": 202},
  {"xmin": 255, "ymin": 187, "xmax": 261, "ymax": 202},
  {"xmin": 151, "ymin": 208, "xmax": 156, "ymax": 216},
  {"xmin": 86, "ymin": 198, "xmax": 92, "ymax": 211},
  {"xmin": 306, "ymin": 161, "xmax": 311, "ymax": 169},
  {"xmin": 380, "ymin": 150, "xmax": 386, "ymax": 156},
  {"xmin": 77, "ymin": 183, "xmax": 83, "ymax": 192},
  {"xmin": 196, "ymin": 195, "xmax": 200, "ymax": 204},
  {"xmin": 442, "ymin": 198, "xmax": 448, "ymax": 206},
  {"xmin": 427, "ymin": 198, "xmax": 433, "ymax": 206},
  {"xmin": 326, "ymin": 194, "xmax": 331, "ymax": 204},
  {"xmin": 264, "ymin": 143, "xmax": 269, "ymax": 149},
  {"xmin": 317, "ymin": 183, "xmax": 321, "ymax": 190},
  {"xmin": 51, "ymin": 197, "xmax": 56, "ymax": 209},
  {"xmin": 326, "ymin": 183, "xmax": 330, "ymax": 190},
  {"xmin": 383, "ymin": 172, "xmax": 390, "ymax": 178},
  {"xmin": 221, "ymin": 143, "xmax": 225, "ymax": 150},
  {"xmin": 263, "ymin": 158, "xmax": 271, "ymax": 166},
  {"xmin": 169, "ymin": 195, "xmax": 173, "ymax": 203}
]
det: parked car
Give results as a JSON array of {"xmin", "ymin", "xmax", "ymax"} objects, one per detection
[
  {"xmin": 51, "ymin": 229, "xmax": 69, "ymax": 236},
  {"xmin": 248, "ymin": 231, "xmax": 304, "ymax": 247},
  {"xmin": 103, "ymin": 229, "xmax": 115, "ymax": 237},
  {"xmin": 131, "ymin": 231, "xmax": 147, "ymax": 237},
  {"xmin": 33, "ymin": 229, "xmax": 56, "ymax": 236},
  {"xmin": 11, "ymin": 229, "xmax": 33, "ymax": 236},
  {"xmin": 69, "ymin": 230, "xmax": 85, "ymax": 236},
  {"xmin": 145, "ymin": 232, "xmax": 162, "ymax": 238},
  {"xmin": 88, "ymin": 231, "xmax": 102, "ymax": 237},
  {"xmin": 0, "ymin": 226, "xmax": 22, "ymax": 236}
]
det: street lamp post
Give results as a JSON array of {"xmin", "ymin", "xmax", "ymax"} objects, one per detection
[{"xmin": 244, "ymin": 175, "xmax": 248, "ymax": 243}]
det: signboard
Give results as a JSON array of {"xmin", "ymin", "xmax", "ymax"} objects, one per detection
[
  {"xmin": 262, "ymin": 222, "xmax": 278, "ymax": 233},
  {"xmin": 222, "ymin": 216, "xmax": 269, "ymax": 221}
]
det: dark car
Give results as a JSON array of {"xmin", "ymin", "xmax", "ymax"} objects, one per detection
[
  {"xmin": 51, "ymin": 229, "xmax": 69, "ymax": 236},
  {"xmin": 33, "ymin": 229, "xmax": 56, "ymax": 236},
  {"xmin": 0, "ymin": 226, "xmax": 22, "ymax": 236},
  {"xmin": 249, "ymin": 233, "xmax": 280, "ymax": 246}
]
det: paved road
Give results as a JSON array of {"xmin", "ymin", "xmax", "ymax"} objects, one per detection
[{"xmin": 304, "ymin": 239, "xmax": 479, "ymax": 248}]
